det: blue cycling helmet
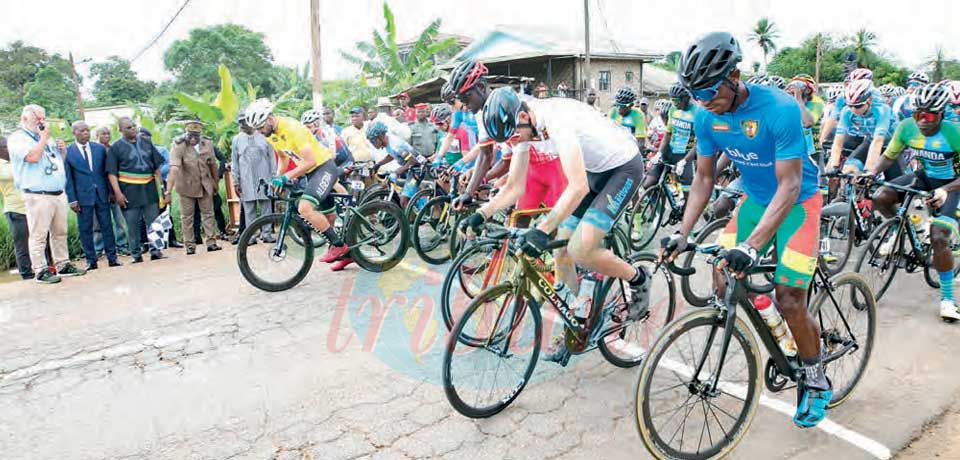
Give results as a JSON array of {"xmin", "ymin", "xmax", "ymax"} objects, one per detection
[
  {"xmin": 365, "ymin": 121, "xmax": 389, "ymax": 141},
  {"xmin": 481, "ymin": 87, "xmax": 522, "ymax": 143}
]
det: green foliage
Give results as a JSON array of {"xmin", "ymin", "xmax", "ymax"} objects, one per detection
[
  {"xmin": 768, "ymin": 32, "xmax": 910, "ymax": 84},
  {"xmin": 90, "ymin": 56, "xmax": 156, "ymax": 105},
  {"xmin": 163, "ymin": 24, "xmax": 276, "ymax": 97},
  {"xmin": 651, "ymin": 51, "xmax": 680, "ymax": 72},
  {"xmin": 849, "ymin": 29, "xmax": 877, "ymax": 62},
  {"xmin": 749, "ymin": 17, "xmax": 779, "ymax": 67},
  {"xmin": 0, "ymin": 41, "xmax": 74, "ymax": 109},
  {"xmin": 23, "ymin": 66, "xmax": 77, "ymax": 120},
  {"xmin": 175, "ymin": 64, "xmax": 240, "ymax": 157}
]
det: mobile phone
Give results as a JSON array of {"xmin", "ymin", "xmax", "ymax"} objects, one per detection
[{"xmin": 37, "ymin": 122, "xmax": 46, "ymax": 131}]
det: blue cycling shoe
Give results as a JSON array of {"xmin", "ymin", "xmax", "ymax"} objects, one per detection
[{"xmin": 794, "ymin": 378, "xmax": 832, "ymax": 428}]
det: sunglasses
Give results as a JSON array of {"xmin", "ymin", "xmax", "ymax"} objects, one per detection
[
  {"xmin": 848, "ymin": 101, "xmax": 870, "ymax": 110},
  {"xmin": 689, "ymin": 78, "xmax": 725, "ymax": 102},
  {"xmin": 913, "ymin": 110, "xmax": 940, "ymax": 123},
  {"xmin": 908, "ymin": 81, "xmax": 922, "ymax": 88},
  {"xmin": 455, "ymin": 88, "xmax": 473, "ymax": 102}
]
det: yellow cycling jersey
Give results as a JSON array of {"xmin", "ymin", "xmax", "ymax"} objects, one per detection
[{"xmin": 265, "ymin": 116, "xmax": 332, "ymax": 172}]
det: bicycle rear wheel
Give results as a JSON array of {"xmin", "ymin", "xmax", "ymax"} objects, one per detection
[
  {"xmin": 597, "ymin": 253, "xmax": 677, "ymax": 368},
  {"xmin": 680, "ymin": 218, "xmax": 728, "ymax": 307},
  {"xmin": 346, "ymin": 200, "xmax": 409, "ymax": 272},
  {"xmin": 236, "ymin": 213, "xmax": 314, "ymax": 292},
  {"xmin": 854, "ymin": 217, "xmax": 902, "ymax": 302},
  {"xmin": 809, "ymin": 272, "xmax": 876, "ymax": 408},
  {"xmin": 440, "ymin": 239, "xmax": 519, "ymax": 331},
  {"xmin": 820, "ymin": 206, "xmax": 855, "ymax": 276},
  {"xmin": 412, "ymin": 196, "xmax": 455, "ymax": 265},
  {"xmin": 443, "ymin": 283, "xmax": 542, "ymax": 418},
  {"xmin": 629, "ymin": 187, "xmax": 666, "ymax": 251},
  {"xmin": 635, "ymin": 308, "xmax": 761, "ymax": 460}
]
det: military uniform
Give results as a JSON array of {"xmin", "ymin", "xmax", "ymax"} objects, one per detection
[{"xmin": 169, "ymin": 123, "xmax": 219, "ymax": 252}]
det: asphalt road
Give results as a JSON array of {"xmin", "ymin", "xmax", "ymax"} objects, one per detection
[{"xmin": 1, "ymin": 245, "xmax": 959, "ymax": 460}]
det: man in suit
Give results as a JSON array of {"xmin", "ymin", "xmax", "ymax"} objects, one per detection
[{"xmin": 65, "ymin": 121, "xmax": 122, "ymax": 270}]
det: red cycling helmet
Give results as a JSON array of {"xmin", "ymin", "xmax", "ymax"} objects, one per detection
[{"xmin": 449, "ymin": 60, "xmax": 489, "ymax": 95}]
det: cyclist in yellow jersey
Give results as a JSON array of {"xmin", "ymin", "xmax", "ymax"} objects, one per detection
[{"xmin": 244, "ymin": 99, "xmax": 351, "ymax": 268}]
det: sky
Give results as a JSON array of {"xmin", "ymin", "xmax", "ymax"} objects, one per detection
[{"xmin": 2, "ymin": 0, "xmax": 959, "ymax": 92}]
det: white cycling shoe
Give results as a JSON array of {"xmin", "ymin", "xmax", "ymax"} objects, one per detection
[{"xmin": 940, "ymin": 299, "xmax": 960, "ymax": 323}]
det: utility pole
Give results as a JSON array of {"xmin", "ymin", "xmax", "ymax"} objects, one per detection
[
  {"xmin": 814, "ymin": 33, "xmax": 823, "ymax": 84},
  {"xmin": 583, "ymin": 0, "xmax": 592, "ymax": 98},
  {"xmin": 310, "ymin": 0, "xmax": 323, "ymax": 109},
  {"xmin": 69, "ymin": 52, "xmax": 86, "ymax": 121}
]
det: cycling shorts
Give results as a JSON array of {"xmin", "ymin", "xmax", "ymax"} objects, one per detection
[
  {"xmin": 840, "ymin": 135, "xmax": 904, "ymax": 180},
  {"xmin": 301, "ymin": 159, "xmax": 339, "ymax": 213},
  {"xmin": 646, "ymin": 154, "xmax": 693, "ymax": 186},
  {"xmin": 888, "ymin": 171, "xmax": 960, "ymax": 235},
  {"xmin": 517, "ymin": 157, "xmax": 567, "ymax": 210},
  {"xmin": 717, "ymin": 193, "xmax": 822, "ymax": 288},
  {"xmin": 401, "ymin": 173, "xmax": 418, "ymax": 199},
  {"xmin": 560, "ymin": 153, "xmax": 644, "ymax": 233}
]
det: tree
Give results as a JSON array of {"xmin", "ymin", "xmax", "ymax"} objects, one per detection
[
  {"xmin": 850, "ymin": 29, "xmax": 877, "ymax": 65},
  {"xmin": 748, "ymin": 17, "xmax": 779, "ymax": 70},
  {"xmin": 340, "ymin": 2, "xmax": 457, "ymax": 98},
  {"xmin": 23, "ymin": 66, "xmax": 76, "ymax": 119},
  {"xmin": 164, "ymin": 24, "xmax": 276, "ymax": 96},
  {"xmin": 768, "ymin": 33, "xmax": 910, "ymax": 84},
  {"xmin": 0, "ymin": 41, "xmax": 74, "ymax": 118},
  {"xmin": 89, "ymin": 56, "xmax": 156, "ymax": 105}
]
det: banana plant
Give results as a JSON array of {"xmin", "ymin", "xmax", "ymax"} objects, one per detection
[{"xmin": 174, "ymin": 63, "xmax": 240, "ymax": 157}]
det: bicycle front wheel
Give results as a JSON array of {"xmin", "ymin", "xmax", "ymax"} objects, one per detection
[
  {"xmin": 236, "ymin": 213, "xmax": 314, "ymax": 292},
  {"xmin": 820, "ymin": 206, "xmax": 855, "ymax": 276},
  {"xmin": 440, "ymin": 239, "xmax": 519, "ymax": 331},
  {"xmin": 680, "ymin": 217, "xmax": 728, "ymax": 307},
  {"xmin": 442, "ymin": 283, "xmax": 542, "ymax": 418},
  {"xmin": 854, "ymin": 217, "xmax": 902, "ymax": 302},
  {"xmin": 412, "ymin": 196, "xmax": 455, "ymax": 265},
  {"xmin": 629, "ymin": 187, "xmax": 666, "ymax": 251},
  {"xmin": 635, "ymin": 308, "xmax": 761, "ymax": 460},
  {"xmin": 346, "ymin": 200, "xmax": 409, "ymax": 272}
]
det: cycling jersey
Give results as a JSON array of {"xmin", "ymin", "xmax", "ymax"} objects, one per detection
[
  {"xmin": 380, "ymin": 132, "xmax": 420, "ymax": 165},
  {"xmin": 266, "ymin": 116, "xmax": 332, "ymax": 173},
  {"xmin": 945, "ymin": 110, "xmax": 960, "ymax": 123},
  {"xmin": 884, "ymin": 118, "xmax": 960, "ymax": 180},
  {"xmin": 892, "ymin": 94, "xmax": 913, "ymax": 120},
  {"xmin": 609, "ymin": 107, "xmax": 647, "ymax": 139},
  {"xmin": 694, "ymin": 83, "xmax": 819, "ymax": 206},
  {"xmin": 452, "ymin": 110, "xmax": 479, "ymax": 148},
  {"xmin": 803, "ymin": 98, "xmax": 824, "ymax": 157},
  {"xmin": 666, "ymin": 105, "xmax": 700, "ymax": 156},
  {"xmin": 835, "ymin": 103, "xmax": 896, "ymax": 139}
]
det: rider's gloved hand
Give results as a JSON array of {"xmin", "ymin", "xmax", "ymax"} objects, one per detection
[
  {"xmin": 724, "ymin": 243, "xmax": 759, "ymax": 275},
  {"xmin": 675, "ymin": 158, "xmax": 687, "ymax": 174},
  {"xmin": 854, "ymin": 172, "xmax": 877, "ymax": 186},
  {"xmin": 450, "ymin": 160, "xmax": 466, "ymax": 173},
  {"xmin": 452, "ymin": 193, "xmax": 473, "ymax": 210},
  {"xmin": 459, "ymin": 212, "xmax": 486, "ymax": 236},
  {"xmin": 518, "ymin": 228, "xmax": 550, "ymax": 258},
  {"xmin": 659, "ymin": 231, "xmax": 688, "ymax": 262},
  {"xmin": 270, "ymin": 175, "xmax": 290, "ymax": 190}
]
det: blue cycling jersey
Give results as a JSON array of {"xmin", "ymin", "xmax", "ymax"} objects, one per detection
[
  {"xmin": 667, "ymin": 104, "xmax": 700, "ymax": 156},
  {"xmin": 836, "ymin": 103, "xmax": 896, "ymax": 138},
  {"xmin": 383, "ymin": 133, "xmax": 416, "ymax": 163},
  {"xmin": 945, "ymin": 109, "xmax": 960, "ymax": 123},
  {"xmin": 695, "ymin": 84, "xmax": 819, "ymax": 206}
]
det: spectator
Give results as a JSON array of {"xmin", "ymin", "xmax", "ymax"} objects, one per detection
[
  {"xmin": 321, "ymin": 107, "xmax": 341, "ymax": 134},
  {"xmin": 586, "ymin": 88, "xmax": 602, "ymax": 111},
  {"xmin": 374, "ymin": 97, "xmax": 412, "ymax": 142},
  {"xmin": 166, "ymin": 121, "xmax": 221, "ymax": 255},
  {"xmin": 139, "ymin": 127, "xmax": 182, "ymax": 249},
  {"xmin": 535, "ymin": 82, "xmax": 549, "ymax": 98},
  {"xmin": 341, "ymin": 106, "xmax": 374, "ymax": 162},
  {"xmin": 64, "ymin": 121, "xmax": 121, "ymax": 271},
  {"xmin": 639, "ymin": 97, "xmax": 652, "ymax": 124},
  {"xmin": 557, "ymin": 81, "xmax": 569, "ymax": 98},
  {"xmin": 230, "ymin": 110, "xmax": 275, "ymax": 245},
  {"xmin": 200, "ymin": 145, "xmax": 231, "ymax": 241},
  {"xmin": 7, "ymin": 104, "xmax": 85, "ymax": 283},
  {"xmin": 0, "ymin": 136, "xmax": 35, "ymax": 279},
  {"xmin": 367, "ymin": 108, "xmax": 378, "ymax": 122},
  {"xmin": 93, "ymin": 126, "xmax": 129, "ymax": 256},
  {"xmin": 409, "ymin": 103, "xmax": 438, "ymax": 160},
  {"xmin": 397, "ymin": 92, "xmax": 416, "ymax": 122},
  {"xmin": 393, "ymin": 108, "xmax": 406, "ymax": 124},
  {"xmin": 107, "ymin": 116, "xmax": 165, "ymax": 263}
]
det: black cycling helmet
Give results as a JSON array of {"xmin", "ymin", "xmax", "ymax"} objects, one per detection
[
  {"xmin": 767, "ymin": 75, "xmax": 787, "ymax": 90},
  {"xmin": 448, "ymin": 60, "xmax": 488, "ymax": 95},
  {"xmin": 912, "ymin": 82, "xmax": 951, "ymax": 113},
  {"xmin": 481, "ymin": 87, "xmax": 522, "ymax": 143},
  {"xmin": 677, "ymin": 31, "xmax": 743, "ymax": 90},
  {"xmin": 614, "ymin": 86, "xmax": 638, "ymax": 106},
  {"xmin": 667, "ymin": 83, "xmax": 688, "ymax": 99},
  {"xmin": 432, "ymin": 104, "xmax": 452, "ymax": 123}
]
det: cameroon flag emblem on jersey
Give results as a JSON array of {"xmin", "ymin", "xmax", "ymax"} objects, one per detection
[{"xmin": 741, "ymin": 120, "xmax": 759, "ymax": 139}]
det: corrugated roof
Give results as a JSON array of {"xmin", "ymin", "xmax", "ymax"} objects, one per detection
[{"xmin": 451, "ymin": 25, "xmax": 664, "ymax": 64}]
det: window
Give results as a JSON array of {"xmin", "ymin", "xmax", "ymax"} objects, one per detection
[
  {"xmin": 599, "ymin": 71, "xmax": 611, "ymax": 91},
  {"xmin": 625, "ymin": 71, "xmax": 634, "ymax": 83}
]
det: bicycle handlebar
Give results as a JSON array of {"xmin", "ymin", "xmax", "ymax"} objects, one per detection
[{"xmin": 661, "ymin": 243, "xmax": 776, "ymax": 294}]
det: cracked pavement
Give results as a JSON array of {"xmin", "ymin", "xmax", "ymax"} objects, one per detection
[{"xmin": 2, "ymin": 248, "xmax": 960, "ymax": 459}]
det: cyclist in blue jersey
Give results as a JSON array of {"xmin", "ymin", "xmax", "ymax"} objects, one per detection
[
  {"xmin": 367, "ymin": 121, "xmax": 423, "ymax": 209},
  {"xmin": 946, "ymin": 81, "xmax": 960, "ymax": 123},
  {"xmin": 820, "ymin": 68, "xmax": 884, "ymax": 149},
  {"xmin": 893, "ymin": 71, "xmax": 931, "ymax": 121},
  {"xmin": 660, "ymin": 32, "xmax": 831, "ymax": 429},
  {"xmin": 863, "ymin": 83, "xmax": 960, "ymax": 321},
  {"xmin": 828, "ymin": 79, "xmax": 902, "ymax": 179},
  {"xmin": 643, "ymin": 84, "xmax": 698, "ymax": 190}
]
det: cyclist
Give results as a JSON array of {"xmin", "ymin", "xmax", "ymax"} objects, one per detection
[
  {"xmin": 445, "ymin": 60, "xmax": 499, "ymax": 210},
  {"xmin": 366, "ymin": 121, "xmax": 423, "ymax": 210},
  {"xmin": 643, "ymin": 84, "xmax": 698, "ymax": 192},
  {"xmin": 244, "ymin": 99, "xmax": 351, "ymax": 269},
  {"xmin": 767, "ymin": 75, "xmax": 787, "ymax": 91},
  {"xmin": 303, "ymin": 109, "xmax": 354, "ymax": 191},
  {"xmin": 946, "ymin": 81, "xmax": 960, "ymax": 123},
  {"xmin": 893, "ymin": 71, "xmax": 931, "ymax": 120},
  {"xmin": 431, "ymin": 105, "xmax": 469, "ymax": 167},
  {"xmin": 787, "ymin": 74, "xmax": 825, "ymax": 168},
  {"xmin": 819, "ymin": 68, "xmax": 882, "ymax": 150},
  {"xmin": 609, "ymin": 86, "xmax": 647, "ymax": 150},
  {"xmin": 878, "ymin": 84, "xmax": 897, "ymax": 106},
  {"xmin": 659, "ymin": 32, "xmax": 830, "ymax": 428},
  {"xmin": 862, "ymin": 83, "xmax": 960, "ymax": 321},
  {"xmin": 828, "ymin": 79, "xmax": 901, "ymax": 179},
  {"xmin": 746, "ymin": 74, "xmax": 769, "ymax": 86},
  {"xmin": 461, "ymin": 87, "xmax": 650, "ymax": 364}
]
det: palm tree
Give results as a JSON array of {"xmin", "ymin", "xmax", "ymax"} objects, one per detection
[
  {"xmin": 748, "ymin": 17, "xmax": 779, "ymax": 71},
  {"xmin": 929, "ymin": 46, "xmax": 947, "ymax": 82},
  {"xmin": 340, "ymin": 1, "xmax": 457, "ymax": 95},
  {"xmin": 850, "ymin": 29, "xmax": 877, "ymax": 64}
]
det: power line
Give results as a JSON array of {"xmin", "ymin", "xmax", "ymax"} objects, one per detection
[
  {"xmin": 130, "ymin": 0, "xmax": 192, "ymax": 63},
  {"xmin": 594, "ymin": 0, "xmax": 620, "ymax": 53}
]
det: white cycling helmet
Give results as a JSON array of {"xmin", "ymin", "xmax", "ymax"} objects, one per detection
[
  {"xmin": 300, "ymin": 109, "xmax": 322, "ymax": 125},
  {"xmin": 877, "ymin": 84, "xmax": 895, "ymax": 97},
  {"xmin": 824, "ymin": 85, "xmax": 842, "ymax": 102},
  {"xmin": 844, "ymin": 79, "xmax": 873, "ymax": 106},
  {"xmin": 245, "ymin": 99, "xmax": 275, "ymax": 129},
  {"xmin": 907, "ymin": 71, "xmax": 930, "ymax": 84},
  {"xmin": 892, "ymin": 86, "xmax": 907, "ymax": 98},
  {"xmin": 653, "ymin": 99, "xmax": 672, "ymax": 113}
]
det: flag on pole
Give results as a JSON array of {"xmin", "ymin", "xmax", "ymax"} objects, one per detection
[{"xmin": 147, "ymin": 209, "xmax": 173, "ymax": 250}]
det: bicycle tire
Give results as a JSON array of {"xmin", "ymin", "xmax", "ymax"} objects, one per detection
[
  {"xmin": 442, "ymin": 283, "xmax": 542, "ymax": 418},
  {"xmin": 598, "ymin": 253, "xmax": 676, "ymax": 368},
  {"xmin": 921, "ymin": 240, "xmax": 960, "ymax": 289},
  {"xmin": 345, "ymin": 200, "xmax": 409, "ymax": 272},
  {"xmin": 680, "ymin": 218, "xmax": 729, "ymax": 307},
  {"xmin": 412, "ymin": 196, "xmax": 455, "ymax": 265},
  {"xmin": 440, "ymin": 239, "xmax": 507, "ymax": 331},
  {"xmin": 854, "ymin": 217, "xmax": 902, "ymax": 302},
  {"xmin": 236, "ymin": 213, "xmax": 314, "ymax": 292},
  {"xmin": 635, "ymin": 308, "xmax": 761, "ymax": 460},
  {"xmin": 406, "ymin": 187, "xmax": 435, "ymax": 224},
  {"xmin": 820, "ymin": 206, "xmax": 856, "ymax": 276},
  {"xmin": 808, "ymin": 272, "xmax": 876, "ymax": 408},
  {"xmin": 630, "ymin": 186, "xmax": 666, "ymax": 251}
]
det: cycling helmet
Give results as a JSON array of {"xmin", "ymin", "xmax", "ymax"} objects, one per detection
[
  {"xmin": 823, "ymin": 86, "xmax": 840, "ymax": 102},
  {"xmin": 481, "ymin": 87, "xmax": 522, "ymax": 143},
  {"xmin": 440, "ymin": 81, "xmax": 455, "ymax": 103},
  {"xmin": 365, "ymin": 121, "xmax": 389, "ymax": 141},
  {"xmin": 614, "ymin": 86, "xmax": 638, "ymax": 106},
  {"xmin": 790, "ymin": 74, "xmax": 816, "ymax": 94},
  {"xmin": 745, "ymin": 74, "xmax": 769, "ymax": 85},
  {"xmin": 244, "ymin": 99, "xmax": 274, "ymax": 129},
  {"xmin": 767, "ymin": 75, "xmax": 787, "ymax": 90},
  {"xmin": 892, "ymin": 86, "xmax": 907, "ymax": 98},
  {"xmin": 947, "ymin": 81, "xmax": 960, "ymax": 105},
  {"xmin": 907, "ymin": 71, "xmax": 930, "ymax": 84},
  {"xmin": 667, "ymin": 83, "xmax": 688, "ymax": 99},
  {"xmin": 448, "ymin": 60, "xmax": 488, "ymax": 95},
  {"xmin": 676, "ymin": 31, "xmax": 743, "ymax": 90},
  {"xmin": 300, "ymin": 109, "xmax": 322, "ymax": 125},
  {"xmin": 877, "ymin": 84, "xmax": 896, "ymax": 97},
  {"xmin": 844, "ymin": 79, "xmax": 873, "ymax": 106},
  {"xmin": 654, "ymin": 99, "xmax": 672, "ymax": 113},
  {"xmin": 431, "ymin": 104, "xmax": 452, "ymax": 123},
  {"xmin": 849, "ymin": 68, "xmax": 873, "ymax": 81},
  {"xmin": 912, "ymin": 82, "xmax": 950, "ymax": 113}
]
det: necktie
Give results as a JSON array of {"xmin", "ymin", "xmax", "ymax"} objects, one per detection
[{"xmin": 81, "ymin": 145, "xmax": 91, "ymax": 170}]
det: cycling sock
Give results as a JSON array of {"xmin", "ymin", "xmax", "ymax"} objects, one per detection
[
  {"xmin": 800, "ymin": 356, "xmax": 830, "ymax": 391},
  {"xmin": 940, "ymin": 271, "xmax": 955, "ymax": 301},
  {"xmin": 323, "ymin": 227, "xmax": 343, "ymax": 247},
  {"xmin": 629, "ymin": 266, "xmax": 646, "ymax": 285}
]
